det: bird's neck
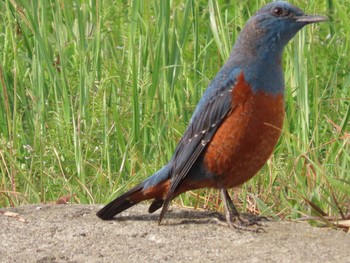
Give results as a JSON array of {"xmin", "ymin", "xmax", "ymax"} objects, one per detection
[{"xmin": 226, "ymin": 30, "xmax": 286, "ymax": 95}]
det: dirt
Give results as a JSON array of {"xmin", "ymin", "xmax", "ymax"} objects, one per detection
[{"xmin": 0, "ymin": 204, "xmax": 349, "ymax": 262}]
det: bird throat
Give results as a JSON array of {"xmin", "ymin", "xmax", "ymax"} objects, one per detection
[{"xmin": 228, "ymin": 21, "xmax": 286, "ymax": 95}]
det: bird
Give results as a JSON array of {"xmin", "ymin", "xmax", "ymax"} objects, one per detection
[{"xmin": 97, "ymin": 1, "xmax": 327, "ymax": 229}]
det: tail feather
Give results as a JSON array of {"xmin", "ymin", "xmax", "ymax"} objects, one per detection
[
  {"xmin": 97, "ymin": 164, "xmax": 172, "ymax": 220},
  {"xmin": 96, "ymin": 184, "xmax": 144, "ymax": 220},
  {"xmin": 148, "ymin": 199, "xmax": 164, "ymax": 213}
]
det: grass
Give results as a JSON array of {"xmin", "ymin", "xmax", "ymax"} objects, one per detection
[{"xmin": 0, "ymin": 0, "xmax": 349, "ymax": 228}]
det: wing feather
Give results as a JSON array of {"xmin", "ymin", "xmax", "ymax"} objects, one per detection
[{"xmin": 158, "ymin": 69, "xmax": 241, "ymax": 222}]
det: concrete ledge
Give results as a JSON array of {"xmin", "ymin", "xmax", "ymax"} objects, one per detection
[{"xmin": 1, "ymin": 204, "xmax": 349, "ymax": 262}]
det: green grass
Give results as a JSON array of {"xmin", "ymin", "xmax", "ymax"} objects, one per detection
[{"xmin": 0, "ymin": 0, "xmax": 349, "ymax": 227}]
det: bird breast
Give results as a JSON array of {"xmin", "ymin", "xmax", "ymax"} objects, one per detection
[{"xmin": 203, "ymin": 72, "xmax": 285, "ymax": 188}]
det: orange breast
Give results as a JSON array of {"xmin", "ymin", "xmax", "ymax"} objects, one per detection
[{"xmin": 203, "ymin": 73, "xmax": 285, "ymax": 188}]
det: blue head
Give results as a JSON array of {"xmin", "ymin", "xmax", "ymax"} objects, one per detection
[
  {"xmin": 253, "ymin": 2, "xmax": 326, "ymax": 50},
  {"xmin": 225, "ymin": 1, "xmax": 327, "ymax": 94}
]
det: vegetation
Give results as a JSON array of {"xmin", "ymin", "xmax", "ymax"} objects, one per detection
[{"xmin": 0, "ymin": 0, "xmax": 349, "ymax": 228}]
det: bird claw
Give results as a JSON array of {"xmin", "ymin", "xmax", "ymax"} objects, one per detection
[
  {"xmin": 237, "ymin": 213, "xmax": 269, "ymax": 226},
  {"xmin": 227, "ymin": 221, "xmax": 267, "ymax": 233},
  {"xmin": 227, "ymin": 213, "xmax": 267, "ymax": 232},
  {"xmin": 217, "ymin": 189, "xmax": 268, "ymax": 232},
  {"xmin": 209, "ymin": 213, "xmax": 267, "ymax": 233}
]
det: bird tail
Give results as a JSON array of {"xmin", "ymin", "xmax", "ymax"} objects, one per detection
[
  {"xmin": 96, "ymin": 164, "xmax": 171, "ymax": 220},
  {"xmin": 96, "ymin": 183, "xmax": 145, "ymax": 220}
]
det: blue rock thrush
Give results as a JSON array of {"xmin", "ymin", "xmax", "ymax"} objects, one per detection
[{"xmin": 97, "ymin": 1, "xmax": 327, "ymax": 229}]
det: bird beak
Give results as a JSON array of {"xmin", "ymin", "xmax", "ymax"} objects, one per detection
[{"xmin": 295, "ymin": 14, "xmax": 328, "ymax": 24}]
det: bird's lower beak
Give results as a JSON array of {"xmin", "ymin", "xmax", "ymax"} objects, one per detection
[{"xmin": 295, "ymin": 15, "xmax": 328, "ymax": 24}]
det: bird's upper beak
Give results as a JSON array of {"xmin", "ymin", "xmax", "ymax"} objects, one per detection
[{"xmin": 295, "ymin": 14, "xmax": 328, "ymax": 24}]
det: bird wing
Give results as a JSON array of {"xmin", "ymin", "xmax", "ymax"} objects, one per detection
[{"xmin": 159, "ymin": 68, "xmax": 242, "ymax": 222}]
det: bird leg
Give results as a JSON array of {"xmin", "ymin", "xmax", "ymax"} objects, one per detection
[{"xmin": 219, "ymin": 189, "xmax": 267, "ymax": 232}]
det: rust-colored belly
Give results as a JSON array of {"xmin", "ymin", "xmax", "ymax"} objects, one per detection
[{"xmin": 204, "ymin": 75, "xmax": 285, "ymax": 189}]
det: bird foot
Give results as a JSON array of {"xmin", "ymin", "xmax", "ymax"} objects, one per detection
[
  {"xmin": 210, "ymin": 213, "xmax": 268, "ymax": 233},
  {"xmin": 236, "ymin": 213, "xmax": 269, "ymax": 226},
  {"xmin": 218, "ymin": 189, "xmax": 268, "ymax": 232},
  {"xmin": 229, "ymin": 213, "xmax": 268, "ymax": 232}
]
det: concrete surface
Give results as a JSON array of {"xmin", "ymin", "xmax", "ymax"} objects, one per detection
[{"xmin": 1, "ymin": 204, "xmax": 349, "ymax": 262}]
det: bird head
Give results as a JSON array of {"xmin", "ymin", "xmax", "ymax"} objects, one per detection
[
  {"xmin": 253, "ymin": 1, "xmax": 327, "ymax": 47},
  {"xmin": 226, "ymin": 1, "xmax": 327, "ymax": 94},
  {"xmin": 233, "ymin": 1, "xmax": 327, "ymax": 61}
]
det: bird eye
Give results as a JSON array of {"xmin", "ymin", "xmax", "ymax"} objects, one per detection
[{"xmin": 272, "ymin": 7, "xmax": 284, "ymax": 16}]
